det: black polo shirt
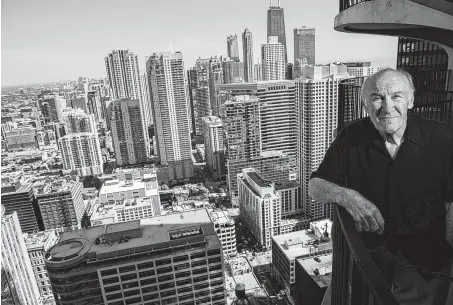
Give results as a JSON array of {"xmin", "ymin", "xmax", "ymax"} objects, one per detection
[{"xmin": 311, "ymin": 113, "xmax": 453, "ymax": 272}]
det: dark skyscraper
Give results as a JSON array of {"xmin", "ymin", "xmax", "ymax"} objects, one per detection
[
  {"xmin": 242, "ymin": 28, "xmax": 254, "ymax": 82},
  {"xmin": 267, "ymin": 2, "xmax": 287, "ymax": 63},
  {"xmin": 294, "ymin": 27, "xmax": 316, "ymax": 65}
]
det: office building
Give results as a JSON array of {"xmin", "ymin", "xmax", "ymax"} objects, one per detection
[
  {"xmin": 108, "ymin": 98, "xmax": 149, "ymax": 166},
  {"xmin": 294, "ymin": 27, "xmax": 316, "ymax": 65},
  {"xmin": 208, "ymin": 209, "xmax": 237, "ymax": 257},
  {"xmin": 140, "ymin": 70, "xmax": 153, "ymax": 126},
  {"xmin": 286, "ymin": 63, "xmax": 293, "ymax": 80},
  {"xmin": 296, "ymin": 64, "xmax": 347, "ymax": 220},
  {"xmin": 98, "ymin": 172, "xmax": 159, "ymax": 203},
  {"xmin": 58, "ymin": 133, "xmax": 104, "ymax": 176},
  {"xmin": 147, "ymin": 52, "xmax": 193, "ymax": 183},
  {"xmin": 344, "ymin": 61, "xmax": 380, "ymax": 77},
  {"xmin": 24, "ymin": 230, "xmax": 60, "ymax": 304},
  {"xmin": 275, "ymin": 181, "xmax": 303, "ymax": 217},
  {"xmin": 39, "ymin": 94, "xmax": 65, "ymax": 124},
  {"xmin": 37, "ymin": 129, "xmax": 57, "ymax": 150},
  {"xmin": 254, "ymin": 61, "xmax": 263, "ymax": 82},
  {"xmin": 222, "ymin": 59, "xmax": 244, "ymax": 84},
  {"xmin": 202, "ymin": 116, "xmax": 226, "ymax": 180},
  {"xmin": 4, "ymin": 127, "xmax": 37, "ymax": 151},
  {"xmin": 62, "ymin": 108, "xmax": 97, "ymax": 134},
  {"xmin": 237, "ymin": 168, "xmax": 281, "ymax": 249},
  {"xmin": 44, "ymin": 209, "xmax": 226, "ymax": 305},
  {"xmin": 1, "ymin": 182, "xmax": 41, "ymax": 233},
  {"xmin": 242, "ymin": 29, "xmax": 254, "ymax": 82},
  {"xmin": 227, "ymin": 34, "xmax": 240, "ymax": 62},
  {"xmin": 267, "ymin": 3, "xmax": 288, "ymax": 63},
  {"xmin": 35, "ymin": 176, "xmax": 84, "ymax": 230},
  {"xmin": 272, "ymin": 219, "xmax": 332, "ymax": 296},
  {"xmin": 261, "ymin": 36, "xmax": 285, "ymax": 81},
  {"xmin": 1, "ymin": 207, "xmax": 42, "ymax": 305},
  {"xmin": 105, "ymin": 49, "xmax": 149, "ymax": 139},
  {"xmin": 87, "ymin": 90, "xmax": 103, "ymax": 123}
]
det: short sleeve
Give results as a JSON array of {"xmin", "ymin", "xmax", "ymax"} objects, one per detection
[{"xmin": 310, "ymin": 131, "xmax": 347, "ymax": 187}]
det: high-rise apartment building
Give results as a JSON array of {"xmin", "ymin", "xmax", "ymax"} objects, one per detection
[
  {"xmin": 208, "ymin": 209, "xmax": 237, "ymax": 257},
  {"xmin": 261, "ymin": 36, "xmax": 286, "ymax": 81},
  {"xmin": 296, "ymin": 64, "xmax": 347, "ymax": 220},
  {"xmin": 44, "ymin": 209, "xmax": 226, "ymax": 305},
  {"xmin": 1, "ymin": 182, "xmax": 41, "ymax": 233},
  {"xmin": 108, "ymin": 98, "xmax": 148, "ymax": 166},
  {"xmin": 267, "ymin": 3, "xmax": 287, "ymax": 63},
  {"xmin": 58, "ymin": 133, "xmax": 104, "ymax": 176},
  {"xmin": 222, "ymin": 59, "xmax": 244, "ymax": 84},
  {"xmin": 62, "ymin": 108, "xmax": 97, "ymax": 134},
  {"xmin": 242, "ymin": 29, "xmax": 254, "ymax": 82},
  {"xmin": 294, "ymin": 27, "xmax": 316, "ymax": 66},
  {"xmin": 227, "ymin": 34, "xmax": 240, "ymax": 62},
  {"xmin": 254, "ymin": 61, "xmax": 263, "ymax": 82},
  {"xmin": 286, "ymin": 63, "xmax": 293, "ymax": 80},
  {"xmin": 36, "ymin": 129, "xmax": 57, "ymax": 150},
  {"xmin": 344, "ymin": 61, "xmax": 381, "ymax": 77},
  {"xmin": 202, "ymin": 116, "xmax": 226, "ymax": 180},
  {"xmin": 1, "ymin": 207, "xmax": 42, "ymax": 305},
  {"xmin": 140, "ymin": 70, "xmax": 153, "ymax": 126},
  {"xmin": 104, "ymin": 49, "xmax": 149, "ymax": 141},
  {"xmin": 147, "ymin": 52, "xmax": 193, "ymax": 183},
  {"xmin": 86, "ymin": 90, "xmax": 103, "ymax": 123},
  {"xmin": 24, "ymin": 230, "xmax": 60, "ymax": 304},
  {"xmin": 293, "ymin": 58, "xmax": 308, "ymax": 79},
  {"xmin": 35, "ymin": 176, "xmax": 84, "ymax": 230}
]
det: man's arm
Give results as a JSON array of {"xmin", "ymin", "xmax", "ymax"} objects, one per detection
[
  {"xmin": 309, "ymin": 177, "xmax": 385, "ymax": 234},
  {"xmin": 447, "ymin": 202, "xmax": 453, "ymax": 247}
]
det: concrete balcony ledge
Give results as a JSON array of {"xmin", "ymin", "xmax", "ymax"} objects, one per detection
[{"xmin": 335, "ymin": 0, "xmax": 453, "ymax": 48}]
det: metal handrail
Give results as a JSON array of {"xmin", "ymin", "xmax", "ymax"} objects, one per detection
[{"xmin": 339, "ymin": 0, "xmax": 372, "ymax": 12}]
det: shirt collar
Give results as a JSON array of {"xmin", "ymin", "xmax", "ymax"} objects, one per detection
[{"xmin": 361, "ymin": 113, "xmax": 426, "ymax": 147}]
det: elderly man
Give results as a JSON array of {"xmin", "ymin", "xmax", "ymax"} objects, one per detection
[{"xmin": 309, "ymin": 68, "xmax": 453, "ymax": 305}]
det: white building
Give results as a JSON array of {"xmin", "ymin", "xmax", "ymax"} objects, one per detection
[
  {"xmin": 62, "ymin": 108, "xmax": 97, "ymax": 134},
  {"xmin": 1, "ymin": 207, "xmax": 42, "ymax": 305},
  {"xmin": 202, "ymin": 116, "xmax": 226, "ymax": 180},
  {"xmin": 296, "ymin": 64, "xmax": 347, "ymax": 220},
  {"xmin": 275, "ymin": 181, "xmax": 303, "ymax": 217},
  {"xmin": 24, "ymin": 230, "xmax": 60, "ymax": 304},
  {"xmin": 261, "ymin": 36, "xmax": 285, "ymax": 81},
  {"xmin": 346, "ymin": 63, "xmax": 381, "ymax": 77},
  {"xmin": 147, "ymin": 52, "xmax": 193, "ymax": 183},
  {"xmin": 108, "ymin": 98, "xmax": 149, "ymax": 166},
  {"xmin": 271, "ymin": 220, "xmax": 333, "ymax": 295},
  {"xmin": 104, "ymin": 49, "xmax": 149, "ymax": 147},
  {"xmin": 208, "ymin": 209, "xmax": 237, "ymax": 257},
  {"xmin": 237, "ymin": 168, "xmax": 281, "ymax": 249},
  {"xmin": 98, "ymin": 172, "xmax": 159, "ymax": 204},
  {"xmin": 36, "ymin": 129, "xmax": 57, "ymax": 150},
  {"xmin": 58, "ymin": 133, "xmax": 103, "ymax": 176}
]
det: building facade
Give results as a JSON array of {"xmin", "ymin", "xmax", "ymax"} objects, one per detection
[
  {"xmin": 202, "ymin": 116, "xmax": 226, "ymax": 180},
  {"xmin": 294, "ymin": 27, "xmax": 316, "ymax": 66},
  {"xmin": 108, "ymin": 98, "xmax": 149, "ymax": 166},
  {"xmin": 261, "ymin": 36, "xmax": 286, "ymax": 81},
  {"xmin": 44, "ymin": 210, "xmax": 226, "ymax": 305},
  {"xmin": 35, "ymin": 176, "xmax": 84, "ymax": 230},
  {"xmin": 1, "ymin": 207, "xmax": 42, "ymax": 305},
  {"xmin": 267, "ymin": 4, "xmax": 288, "ymax": 63},
  {"xmin": 344, "ymin": 61, "xmax": 380, "ymax": 77},
  {"xmin": 62, "ymin": 108, "xmax": 97, "ymax": 134},
  {"xmin": 37, "ymin": 129, "xmax": 57, "ymax": 150},
  {"xmin": 147, "ymin": 52, "xmax": 194, "ymax": 183},
  {"xmin": 242, "ymin": 29, "xmax": 254, "ymax": 82},
  {"xmin": 58, "ymin": 133, "xmax": 104, "ymax": 176},
  {"xmin": 209, "ymin": 209, "xmax": 237, "ymax": 257},
  {"xmin": 227, "ymin": 34, "xmax": 240, "ymax": 62}
]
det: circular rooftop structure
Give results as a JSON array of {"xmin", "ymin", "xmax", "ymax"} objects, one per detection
[{"xmin": 45, "ymin": 238, "xmax": 91, "ymax": 268}]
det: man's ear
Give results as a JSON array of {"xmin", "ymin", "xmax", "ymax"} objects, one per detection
[{"xmin": 408, "ymin": 93, "xmax": 415, "ymax": 109}]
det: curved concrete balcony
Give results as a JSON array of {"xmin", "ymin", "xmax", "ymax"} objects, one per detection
[{"xmin": 335, "ymin": 0, "xmax": 453, "ymax": 48}]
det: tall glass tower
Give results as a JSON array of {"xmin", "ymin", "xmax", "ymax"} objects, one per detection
[{"xmin": 267, "ymin": 1, "xmax": 287, "ymax": 63}]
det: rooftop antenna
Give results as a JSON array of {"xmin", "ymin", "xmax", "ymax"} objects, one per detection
[
  {"xmin": 270, "ymin": 0, "xmax": 272, "ymax": 6},
  {"xmin": 170, "ymin": 40, "xmax": 173, "ymax": 54},
  {"xmin": 279, "ymin": 0, "xmax": 281, "ymax": 6}
]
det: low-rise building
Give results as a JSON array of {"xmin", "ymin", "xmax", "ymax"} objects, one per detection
[{"xmin": 209, "ymin": 209, "xmax": 237, "ymax": 257}]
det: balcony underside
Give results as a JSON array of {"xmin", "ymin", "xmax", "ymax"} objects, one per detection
[{"xmin": 335, "ymin": 0, "xmax": 453, "ymax": 48}]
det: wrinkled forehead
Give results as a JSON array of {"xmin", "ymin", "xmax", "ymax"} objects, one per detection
[{"xmin": 364, "ymin": 72, "xmax": 411, "ymax": 95}]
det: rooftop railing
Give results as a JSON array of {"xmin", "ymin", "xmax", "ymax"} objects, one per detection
[
  {"xmin": 339, "ymin": 0, "xmax": 372, "ymax": 12},
  {"xmin": 331, "ymin": 76, "xmax": 453, "ymax": 304}
]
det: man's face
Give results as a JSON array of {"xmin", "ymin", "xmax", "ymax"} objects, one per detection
[{"xmin": 363, "ymin": 71, "xmax": 414, "ymax": 135}]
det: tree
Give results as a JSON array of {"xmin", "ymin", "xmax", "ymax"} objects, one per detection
[{"xmin": 81, "ymin": 211, "xmax": 91, "ymax": 229}]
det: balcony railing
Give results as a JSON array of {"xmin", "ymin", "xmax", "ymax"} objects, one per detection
[
  {"xmin": 331, "ymin": 76, "xmax": 453, "ymax": 304},
  {"xmin": 339, "ymin": 0, "xmax": 372, "ymax": 12}
]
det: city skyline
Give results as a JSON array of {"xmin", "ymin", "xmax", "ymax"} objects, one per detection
[{"xmin": 2, "ymin": 0, "xmax": 397, "ymax": 86}]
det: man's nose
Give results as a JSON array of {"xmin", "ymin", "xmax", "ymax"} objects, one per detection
[{"xmin": 381, "ymin": 95, "xmax": 395, "ymax": 113}]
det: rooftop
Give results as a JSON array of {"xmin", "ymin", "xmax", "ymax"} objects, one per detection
[
  {"xmin": 274, "ymin": 180, "xmax": 300, "ymax": 190},
  {"xmin": 24, "ymin": 230, "xmax": 58, "ymax": 251},
  {"xmin": 99, "ymin": 177, "xmax": 158, "ymax": 197},
  {"xmin": 297, "ymin": 253, "xmax": 333, "ymax": 288},
  {"xmin": 247, "ymin": 171, "xmax": 271, "ymax": 188},
  {"xmin": 35, "ymin": 176, "xmax": 78, "ymax": 195},
  {"xmin": 233, "ymin": 273, "xmax": 261, "ymax": 292},
  {"xmin": 209, "ymin": 209, "xmax": 235, "ymax": 225}
]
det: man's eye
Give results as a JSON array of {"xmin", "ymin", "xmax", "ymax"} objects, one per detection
[
  {"xmin": 371, "ymin": 96, "xmax": 381, "ymax": 102},
  {"xmin": 393, "ymin": 95, "xmax": 403, "ymax": 99}
]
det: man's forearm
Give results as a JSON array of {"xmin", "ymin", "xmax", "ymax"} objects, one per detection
[{"xmin": 308, "ymin": 177, "xmax": 350, "ymax": 207}]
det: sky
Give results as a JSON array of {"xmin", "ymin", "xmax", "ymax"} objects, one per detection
[{"xmin": 1, "ymin": 0, "xmax": 398, "ymax": 86}]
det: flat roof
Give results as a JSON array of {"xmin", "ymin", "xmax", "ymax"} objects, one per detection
[
  {"xmin": 209, "ymin": 210, "xmax": 235, "ymax": 225},
  {"xmin": 53, "ymin": 209, "xmax": 217, "ymax": 261},
  {"xmin": 99, "ymin": 178, "xmax": 158, "ymax": 196},
  {"xmin": 274, "ymin": 180, "xmax": 300, "ymax": 190},
  {"xmin": 272, "ymin": 230, "xmax": 332, "ymax": 261},
  {"xmin": 233, "ymin": 273, "xmax": 260, "ymax": 292},
  {"xmin": 297, "ymin": 254, "xmax": 333, "ymax": 288},
  {"xmin": 247, "ymin": 171, "xmax": 271, "ymax": 188}
]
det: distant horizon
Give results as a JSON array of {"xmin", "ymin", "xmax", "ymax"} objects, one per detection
[{"xmin": 2, "ymin": 0, "xmax": 397, "ymax": 87}]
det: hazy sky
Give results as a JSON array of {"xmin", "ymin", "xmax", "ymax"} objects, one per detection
[{"xmin": 1, "ymin": 0, "xmax": 397, "ymax": 86}]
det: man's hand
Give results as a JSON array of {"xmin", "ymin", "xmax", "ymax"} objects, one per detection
[{"xmin": 341, "ymin": 189, "xmax": 385, "ymax": 234}]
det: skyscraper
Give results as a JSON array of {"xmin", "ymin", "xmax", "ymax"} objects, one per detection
[
  {"xmin": 294, "ymin": 27, "xmax": 316, "ymax": 65},
  {"xmin": 202, "ymin": 116, "xmax": 226, "ymax": 180},
  {"xmin": 261, "ymin": 36, "xmax": 286, "ymax": 81},
  {"xmin": 108, "ymin": 98, "xmax": 149, "ymax": 166},
  {"xmin": 254, "ymin": 60, "xmax": 263, "ymax": 82},
  {"xmin": 267, "ymin": 2, "xmax": 287, "ymax": 63},
  {"xmin": 227, "ymin": 34, "xmax": 240, "ymax": 62},
  {"xmin": 1, "ymin": 207, "xmax": 42, "ymax": 305},
  {"xmin": 104, "ymin": 49, "xmax": 150, "ymax": 144},
  {"xmin": 58, "ymin": 133, "xmax": 104, "ymax": 176},
  {"xmin": 147, "ymin": 52, "xmax": 193, "ymax": 183},
  {"xmin": 296, "ymin": 64, "xmax": 347, "ymax": 220},
  {"xmin": 242, "ymin": 29, "xmax": 254, "ymax": 82},
  {"xmin": 62, "ymin": 108, "xmax": 97, "ymax": 134}
]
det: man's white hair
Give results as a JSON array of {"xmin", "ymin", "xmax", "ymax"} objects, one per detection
[{"xmin": 360, "ymin": 68, "xmax": 416, "ymax": 105}]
